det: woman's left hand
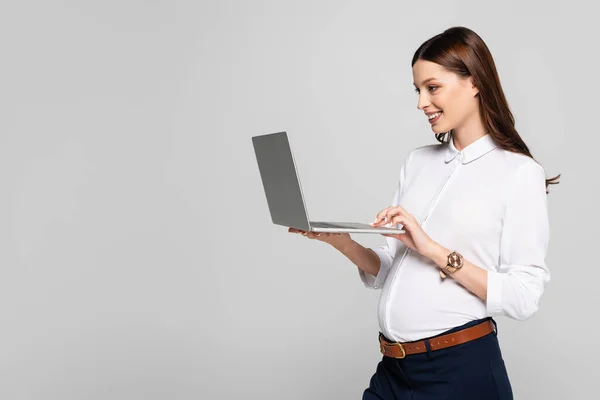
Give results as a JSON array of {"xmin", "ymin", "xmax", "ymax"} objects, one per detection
[{"xmin": 370, "ymin": 205, "xmax": 438, "ymax": 258}]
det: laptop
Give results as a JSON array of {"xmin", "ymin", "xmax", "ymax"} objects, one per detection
[{"xmin": 251, "ymin": 131, "xmax": 405, "ymax": 234}]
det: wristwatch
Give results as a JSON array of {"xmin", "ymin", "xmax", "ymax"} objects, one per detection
[{"xmin": 440, "ymin": 251, "xmax": 464, "ymax": 279}]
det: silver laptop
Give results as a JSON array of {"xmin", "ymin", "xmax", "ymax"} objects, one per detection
[{"xmin": 251, "ymin": 131, "xmax": 405, "ymax": 234}]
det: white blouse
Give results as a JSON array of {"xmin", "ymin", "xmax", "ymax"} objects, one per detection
[{"xmin": 359, "ymin": 134, "xmax": 550, "ymax": 342}]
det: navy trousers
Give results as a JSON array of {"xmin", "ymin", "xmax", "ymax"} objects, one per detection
[{"xmin": 363, "ymin": 317, "xmax": 513, "ymax": 400}]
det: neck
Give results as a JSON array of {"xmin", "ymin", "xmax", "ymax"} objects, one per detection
[{"xmin": 451, "ymin": 112, "xmax": 487, "ymax": 151}]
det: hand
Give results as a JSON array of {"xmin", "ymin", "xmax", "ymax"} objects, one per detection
[
  {"xmin": 288, "ymin": 228, "xmax": 353, "ymax": 250},
  {"xmin": 370, "ymin": 205, "xmax": 437, "ymax": 258}
]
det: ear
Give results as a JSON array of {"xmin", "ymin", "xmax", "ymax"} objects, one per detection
[{"xmin": 469, "ymin": 76, "xmax": 480, "ymax": 97}]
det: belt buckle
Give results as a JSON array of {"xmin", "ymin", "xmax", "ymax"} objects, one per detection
[
  {"xmin": 393, "ymin": 342, "xmax": 406, "ymax": 359},
  {"xmin": 380, "ymin": 341, "xmax": 406, "ymax": 359}
]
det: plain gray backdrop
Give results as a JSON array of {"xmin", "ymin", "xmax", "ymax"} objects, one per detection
[{"xmin": 1, "ymin": 0, "xmax": 596, "ymax": 399}]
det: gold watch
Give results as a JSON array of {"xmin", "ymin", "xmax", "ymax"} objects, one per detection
[{"xmin": 440, "ymin": 251, "xmax": 464, "ymax": 279}]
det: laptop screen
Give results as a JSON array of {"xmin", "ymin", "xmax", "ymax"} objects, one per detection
[{"xmin": 252, "ymin": 132, "xmax": 311, "ymax": 230}]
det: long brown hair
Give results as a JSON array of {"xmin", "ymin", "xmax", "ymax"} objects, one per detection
[{"xmin": 411, "ymin": 27, "xmax": 560, "ymax": 193}]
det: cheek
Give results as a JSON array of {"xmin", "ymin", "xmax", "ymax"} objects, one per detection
[
  {"xmin": 433, "ymin": 97, "xmax": 456, "ymax": 131},
  {"xmin": 439, "ymin": 91, "xmax": 467, "ymax": 120},
  {"xmin": 435, "ymin": 96, "xmax": 452, "ymax": 120},
  {"xmin": 432, "ymin": 92, "xmax": 450, "ymax": 112}
]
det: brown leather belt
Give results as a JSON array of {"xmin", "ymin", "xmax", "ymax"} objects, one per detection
[{"xmin": 379, "ymin": 320, "xmax": 495, "ymax": 358}]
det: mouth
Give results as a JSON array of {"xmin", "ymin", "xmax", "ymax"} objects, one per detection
[{"xmin": 427, "ymin": 111, "xmax": 443, "ymax": 124}]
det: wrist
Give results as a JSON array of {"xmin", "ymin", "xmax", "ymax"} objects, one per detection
[{"xmin": 426, "ymin": 242, "xmax": 451, "ymax": 269}]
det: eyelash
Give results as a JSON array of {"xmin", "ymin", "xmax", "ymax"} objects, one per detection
[{"xmin": 414, "ymin": 85, "xmax": 439, "ymax": 94}]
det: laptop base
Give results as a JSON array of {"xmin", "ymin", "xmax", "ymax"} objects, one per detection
[{"xmin": 309, "ymin": 221, "xmax": 405, "ymax": 234}]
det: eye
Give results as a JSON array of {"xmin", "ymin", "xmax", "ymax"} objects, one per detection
[{"xmin": 414, "ymin": 85, "xmax": 439, "ymax": 94}]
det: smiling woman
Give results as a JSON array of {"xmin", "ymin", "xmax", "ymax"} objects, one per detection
[
  {"xmin": 289, "ymin": 25, "xmax": 560, "ymax": 400},
  {"xmin": 360, "ymin": 26, "xmax": 560, "ymax": 399}
]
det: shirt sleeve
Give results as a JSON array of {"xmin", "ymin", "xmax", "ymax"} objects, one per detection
[
  {"xmin": 486, "ymin": 161, "xmax": 551, "ymax": 320},
  {"xmin": 358, "ymin": 153, "xmax": 410, "ymax": 289}
]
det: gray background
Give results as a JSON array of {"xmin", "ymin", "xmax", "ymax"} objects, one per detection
[{"xmin": 0, "ymin": 1, "xmax": 596, "ymax": 399}]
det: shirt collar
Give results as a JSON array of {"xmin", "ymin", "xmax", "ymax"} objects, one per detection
[{"xmin": 444, "ymin": 133, "xmax": 498, "ymax": 164}]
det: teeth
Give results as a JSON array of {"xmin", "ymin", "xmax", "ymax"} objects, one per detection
[{"xmin": 428, "ymin": 112, "xmax": 442, "ymax": 120}]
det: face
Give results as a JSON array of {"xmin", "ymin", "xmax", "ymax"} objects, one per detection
[{"xmin": 412, "ymin": 60, "xmax": 480, "ymax": 134}]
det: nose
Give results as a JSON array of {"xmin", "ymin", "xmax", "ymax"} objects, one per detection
[{"xmin": 417, "ymin": 93, "xmax": 429, "ymax": 111}]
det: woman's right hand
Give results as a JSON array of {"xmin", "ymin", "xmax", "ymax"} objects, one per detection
[{"xmin": 288, "ymin": 228, "xmax": 353, "ymax": 250}]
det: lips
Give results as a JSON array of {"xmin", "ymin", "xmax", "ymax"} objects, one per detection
[{"xmin": 428, "ymin": 111, "xmax": 442, "ymax": 124}]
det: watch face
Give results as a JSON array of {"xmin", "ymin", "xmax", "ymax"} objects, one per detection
[{"xmin": 448, "ymin": 252, "xmax": 463, "ymax": 268}]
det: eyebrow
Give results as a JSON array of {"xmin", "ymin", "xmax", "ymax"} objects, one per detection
[{"xmin": 413, "ymin": 77, "xmax": 437, "ymax": 87}]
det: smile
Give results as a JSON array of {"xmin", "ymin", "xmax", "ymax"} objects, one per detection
[{"xmin": 428, "ymin": 112, "xmax": 442, "ymax": 124}]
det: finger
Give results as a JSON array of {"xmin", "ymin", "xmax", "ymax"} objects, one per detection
[
  {"xmin": 386, "ymin": 206, "xmax": 417, "ymax": 226},
  {"xmin": 384, "ymin": 206, "xmax": 405, "ymax": 221},
  {"xmin": 376, "ymin": 206, "xmax": 395, "ymax": 221},
  {"xmin": 390, "ymin": 215, "xmax": 408, "ymax": 228},
  {"xmin": 391, "ymin": 205, "xmax": 416, "ymax": 221},
  {"xmin": 371, "ymin": 207, "xmax": 401, "ymax": 227},
  {"xmin": 371, "ymin": 207, "xmax": 395, "ymax": 225}
]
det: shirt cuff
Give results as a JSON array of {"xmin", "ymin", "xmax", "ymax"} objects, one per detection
[
  {"xmin": 486, "ymin": 270, "xmax": 506, "ymax": 317},
  {"xmin": 358, "ymin": 247, "xmax": 391, "ymax": 289}
]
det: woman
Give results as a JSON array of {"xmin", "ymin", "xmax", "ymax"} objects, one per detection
[{"xmin": 290, "ymin": 26, "xmax": 560, "ymax": 399}]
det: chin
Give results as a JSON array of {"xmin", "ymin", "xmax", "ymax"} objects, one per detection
[{"xmin": 431, "ymin": 124, "xmax": 446, "ymax": 134}]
